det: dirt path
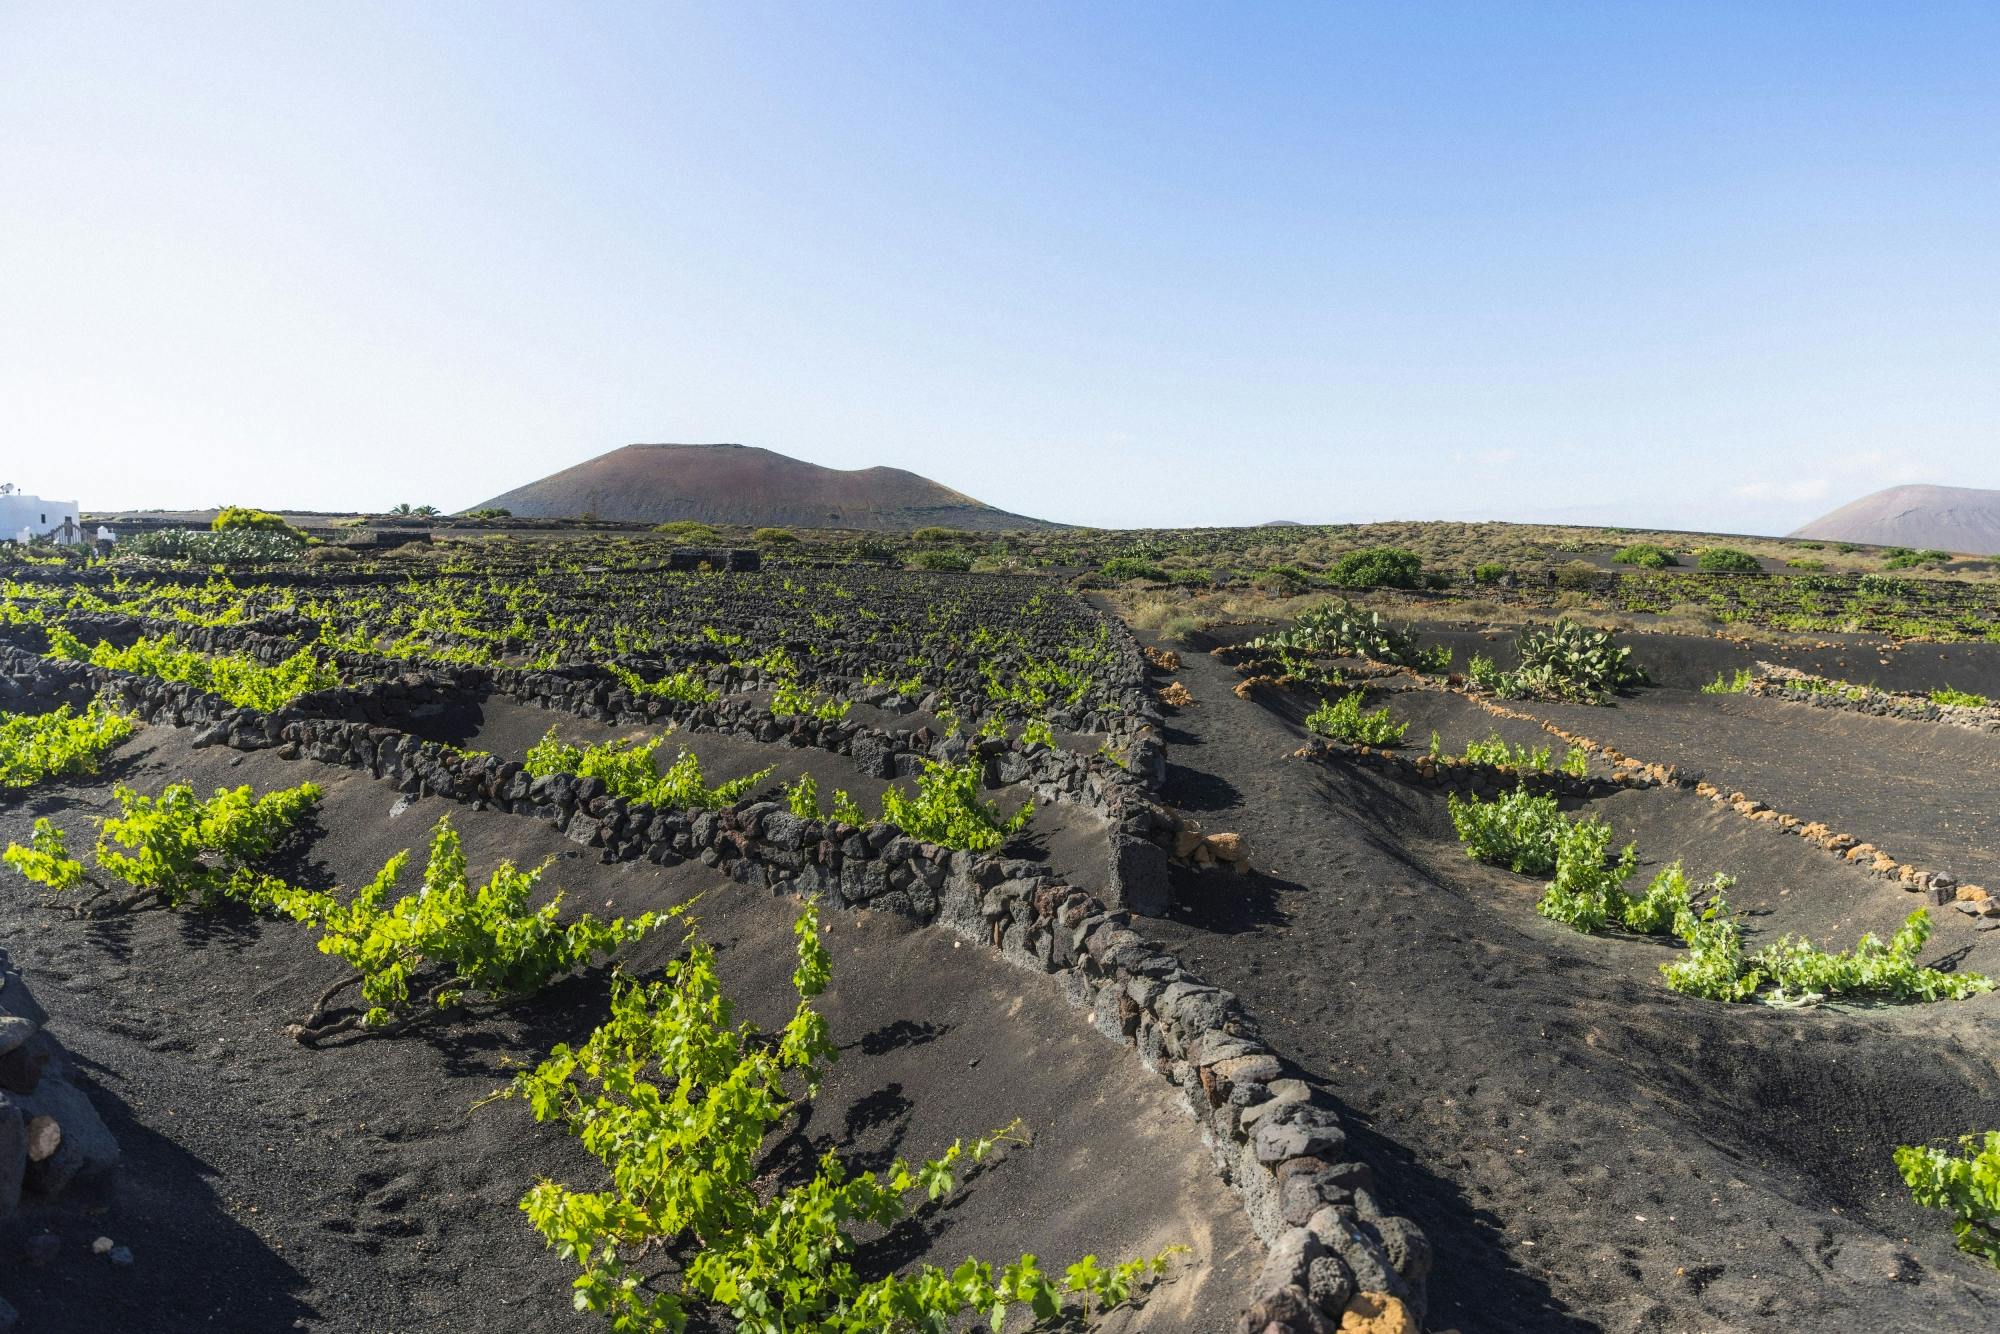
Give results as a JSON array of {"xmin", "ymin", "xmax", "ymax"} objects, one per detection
[{"xmin": 1131, "ymin": 629, "xmax": 2000, "ymax": 1334}]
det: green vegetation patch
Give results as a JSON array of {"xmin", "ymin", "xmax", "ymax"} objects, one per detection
[
  {"xmin": 1326, "ymin": 546, "xmax": 1425, "ymax": 589},
  {"xmin": 505, "ymin": 901, "xmax": 1181, "ymax": 1331},
  {"xmin": 1612, "ymin": 543, "xmax": 1677, "ymax": 569},
  {"xmin": 5, "ymin": 781, "xmax": 321, "ymax": 912},
  {"xmin": 525, "ymin": 727, "xmax": 773, "ymax": 811},
  {"xmin": 1896, "ymin": 1132, "xmax": 2000, "ymax": 1269},
  {"xmin": 0, "ymin": 702, "xmax": 137, "ymax": 790},
  {"xmin": 1303, "ymin": 691, "xmax": 1407, "ymax": 746},
  {"xmin": 276, "ymin": 815, "xmax": 662, "ymax": 1031},
  {"xmin": 1695, "ymin": 547, "xmax": 1761, "ymax": 573},
  {"xmin": 1662, "ymin": 903, "xmax": 1990, "ymax": 1005},
  {"xmin": 46, "ymin": 627, "xmax": 339, "ymax": 711}
]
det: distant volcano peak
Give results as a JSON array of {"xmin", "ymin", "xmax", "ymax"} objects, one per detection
[
  {"xmin": 469, "ymin": 443, "xmax": 1062, "ymax": 532},
  {"xmin": 1791, "ymin": 483, "xmax": 2000, "ymax": 553}
]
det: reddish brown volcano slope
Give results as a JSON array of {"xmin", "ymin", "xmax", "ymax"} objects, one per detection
[{"xmin": 469, "ymin": 442, "xmax": 1062, "ymax": 531}]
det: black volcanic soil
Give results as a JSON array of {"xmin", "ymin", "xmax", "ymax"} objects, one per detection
[
  {"xmin": 0, "ymin": 728, "xmax": 1252, "ymax": 1333},
  {"xmin": 1373, "ymin": 671, "xmax": 2000, "ymax": 897},
  {"xmin": 1272, "ymin": 683, "xmax": 2000, "ymax": 972},
  {"xmin": 1128, "ymin": 626, "xmax": 2000, "ymax": 1334}
]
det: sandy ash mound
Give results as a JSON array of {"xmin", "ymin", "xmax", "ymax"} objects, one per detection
[
  {"xmin": 1792, "ymin": 483, "xmax": 2000, "ymax": 553},
  {"xmin": 470, "ymin": 442, "xmax": 1063, "ymax": 532}
]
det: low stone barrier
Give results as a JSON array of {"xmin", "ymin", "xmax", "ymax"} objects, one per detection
[{"xmin": 1747, "ymin": 664, "xmax": 2000, "ymax": 735}]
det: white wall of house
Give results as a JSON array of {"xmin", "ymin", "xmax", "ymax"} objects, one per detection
[{"xmin": 0, "ymin": 489, "xmax": 83, "ymax": 544}]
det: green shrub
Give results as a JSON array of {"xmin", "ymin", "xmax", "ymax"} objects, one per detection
[
  {"xmin": 880, "ymin": 758, "xmax": 1032, "ymax": 851},
  {"xmin": 1507, "ymin": 620, "xmax": 1644, "ymax": 703},
  {"xmin": 1326, "ymin": 546, "xmax": 1424, "ymax": 590},
  {"xmin": 653, "ymin": 520, "xmax": 721, "ymax": 543},
  {"xmin": 1882, "ymin": 547, "xmax": 1952, "ymax": 570},
  {"xmin": 908, "ymin": 548, "xmax": 972, "ymax": 572},
  {"xmin": 0, "ymin": 703, "xmax": 137, "ymax": 790},
  {"xmin": 1695, "ymin": 547, "xmax": 1761, "ymax": 573},
  {"xmin": 1539, "ymin": 853, "xmax": 1727, "ymax": 937},
  {"xmin": 1612, "ymin": 543, "xmax": 1677, "ymax": 569},
  {"xmin": 1533, "ymin": 819, "xmax": 1640, "ymax": 931},
  {"xmin": 1303, "ymin": 692, "xmax": 1407, "ymax": 746},
  {"xmin": 1786, "ymin": 557, "xmax": 1827, "ymax": 571},
  {"xmin": 770, "ymin": 678, "xmax": 851, "ymax": 722},
  {"xmin": 1455, "ymin": 731, "xmax": 1552, "ymax": 772},
  {"xmin": 1895, "ymin": 1132, "xmax": 2000, "ymax": 1269},
  {"xmin": 1619, "ymin": 862, "xmax": 1715, "ymax": 935},
  {"xmin": 753, "ymin": 527, "xmax": 799, "ymax": 546},
  {"xmin": 787, "ymin": 760, "xmax": 1027, "ymax": 850},
  {"xmin": 506, "ymin": 902, "xmax": 1179, "ymax": 1331},
  {"xmin": 466, "ymin": 507, "xmax": 512, "ymax": 520},
  {"xmin": 1100, "ymin": 557, "xmax": 1169, "ymax": 583},
  {"xmin": 212, "ymin": 506, "xmax": 302, "ymax": 537},
  {"xmin": 607, "ymin": 662, "xmax": 720, "ymax": 704},
  {"xmin": 1931, "ymin": 685, "xmax": 1989, "ymax": 708},
  {"xmin": 1658, "ymin": 895, "xmax": 1760, "ymax": 1001},
  {"xmin": 912, "ymin": 526, "xmax": 963, "ymax": 542},
  {"xmin": 1472, "ymin": 562, "xmax": 1508, "ymax": 585}
]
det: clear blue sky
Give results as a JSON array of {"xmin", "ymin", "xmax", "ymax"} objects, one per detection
[{"xmin": 4, "ymin": 3, "xmax": 1996, "ymax": 532}]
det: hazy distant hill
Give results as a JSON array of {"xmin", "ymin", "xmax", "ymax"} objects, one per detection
[
  {"xmin": 470, "ymin": 443, "xmax": 1062, "ymax": 532},
  {"xmin": 1791, "ymin": 484, "xmax": 2000, "ymax": 554}
]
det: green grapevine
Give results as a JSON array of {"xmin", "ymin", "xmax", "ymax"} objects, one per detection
[
  {"xmin": 525, "ymin": 726, "xmax": 773, "ymax": 810},
  {"xmin": 275, "ymin": 816, "xmax": 662, "ymax": 1032},
  {"xmin": 1895, "ymin": 1132, "xmax": 2000, "ymax": 1268},
  {"xmin": 508, "ymin": 901, "xmax": 1179, "ymax": 1332},
  {"xmin": 3, "ymin": 781, "xmax": 321, "ymax": 911},
  {"xmin": 0, "ymin": 702, "xmax": 138, "ymax": 789}
]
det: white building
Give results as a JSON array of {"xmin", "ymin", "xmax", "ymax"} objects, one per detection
[{"xmin": 0, "ymin": 483, "xmax": 84, "ymax": 545}]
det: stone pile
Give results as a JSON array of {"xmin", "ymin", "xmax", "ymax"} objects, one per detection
[{"xmin": 0, "ymin": 967, "xmax": 121, "ymax": 1235}]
